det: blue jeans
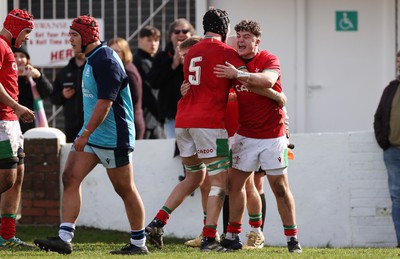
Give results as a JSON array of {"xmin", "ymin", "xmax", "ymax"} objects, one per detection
[
  {"xmin": 163, "ymin": 118, "xmax": 176, "ymax": 139},
  {"xmin": 384, "ymin": 146, "xmax": 400, "ymax": 244}
]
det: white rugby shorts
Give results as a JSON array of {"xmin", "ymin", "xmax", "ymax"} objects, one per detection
[
  {"xmin": 0, "ymin": 121, "xmax": 23, "ymax": 159},
  {"xmin": 176, "ymin": 128, "xmax": 229, "ymax": 159},
  {"xmin": 231, "ymin": 134, "xmax": 288, "ymax": 175}
]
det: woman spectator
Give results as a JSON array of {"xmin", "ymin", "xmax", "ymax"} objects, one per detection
[
  {"xmin": 12, "ymin": 43, "xmax": 53, "ymax": 133},
  {"xmin": 109, "ymin": 37, "xmax": 145, "ymax": 139}
]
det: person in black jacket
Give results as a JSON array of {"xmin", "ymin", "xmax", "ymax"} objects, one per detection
[
  {"xmin": 374, "ymin": 50, "xmax": 400, "ymax": 248},
  {"xmin": 13, "ymin": 43, "xmax": 53, "ymax": 133},
  {"xmin": 133, "ymin": 26, "xmax": 162, "ymax": 139},
  {"xmin": 50, "ymin": 53, "xmax": 85, "ymax": 142},
  {"xmin": 148, "ymin": 18, "xmax": 195, "ymax": 139}
]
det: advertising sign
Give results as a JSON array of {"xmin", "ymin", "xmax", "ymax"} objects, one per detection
[{"xmin": 28, "ymin": 18, "xmax": 104, "ymax": 67}]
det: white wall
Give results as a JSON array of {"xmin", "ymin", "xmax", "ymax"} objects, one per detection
[
  {"xmin": 57, "ymin": 132, "xmax": 396, "ymax": 248},
  {"xmin": 202, "ymin": 0, "xmax": 396, "ymax": 133}
]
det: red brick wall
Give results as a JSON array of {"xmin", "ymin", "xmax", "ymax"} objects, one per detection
[{"xmin": 20, "ymin": 138, "xmax": 62, "ymax": 225}]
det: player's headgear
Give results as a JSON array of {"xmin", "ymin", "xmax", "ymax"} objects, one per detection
[
  {"xmin": 3, "ymin": 9, "xmax": 34, "ymax": 47},
  {"xmin": 203, "ymin": 8, "xmax": 230, "ymax": 42},
  {"xmin": 70, "ymin": 15, "xmax": 99, "ymax": 52}
]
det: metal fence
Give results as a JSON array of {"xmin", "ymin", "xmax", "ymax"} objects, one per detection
[{"xmin": 7, "ymin": 0, "xmax": 196, "ymax": 129}]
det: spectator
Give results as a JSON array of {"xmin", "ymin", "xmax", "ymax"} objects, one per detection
[
  {"xmin": 148, "ymin": 18, "xmax": 195, "ymax": 138},
  {"xmin": 50, "ymin": 53, "xmax": 85, "ymax": 142},
  {"xmin": 133, "ymin": 26, "xmax": 162, "ymax": 139},
  {"xmin": 374, "ymin": 50, "xmax": 400, "ymax": 248},
  {"xmin": 109, "ymin": 37, "xmax": 145, "ymax": 139},
  {"xmin": 13, "ymin": 43, "xmax": 52, "ymax": 133}
]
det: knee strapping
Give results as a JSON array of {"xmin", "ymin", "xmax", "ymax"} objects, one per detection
[
  {"xmin": 206, "ymin": 157, "xmax": 229, "ymax": 176},
  {"xmin": 17, "ymin": 147, "xmax": 25, "ymax": 165},
  {"xmin": 184, "ymin": 162, "xmax": 206, "ymax": 173},
  {"xmin": 0, "ymin": 157, "xmax": 18, "ymax": 169},
  {"xmin": 209, "ymin": 186, "xmax": 226, "ymax": 200}
]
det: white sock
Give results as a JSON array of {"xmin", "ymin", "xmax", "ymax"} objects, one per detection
[
  {"xmin": 131, "ymin": 237, "xmax": 146, "ymax": 247},
  {"xmin": 225, "ymin": 232, "xmax": 238, "ymax": 240},
  {"xmin": 251, "ymin": 227, "xmax": 262, "ymax": 234},
  {"xmin": 130, "ymin": 228, "xmax": 146, "ymax": 247},
  {"xmin": 58, "ymin": 222, "xmax": 75, "ymax": 243}
]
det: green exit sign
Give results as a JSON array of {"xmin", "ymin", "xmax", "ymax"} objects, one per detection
[{"xmin": 336, "ymin": 11, "xmax": 358, "ymax": 31}]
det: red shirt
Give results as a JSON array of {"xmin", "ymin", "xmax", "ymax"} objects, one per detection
[
  {"xmin": 225, "ymin": 88, "xmax": 239, "ymax": 137},
  {"xmin": 175, "ymin": 37, "xmax": 245, "ymax": 128},
  {"xmin": 235, "ymin": 50, "xmax": 285, "ymax": 139},
  {"xmin": 0, "ymin": 36, "xmax": 18, "ymax": 121}
]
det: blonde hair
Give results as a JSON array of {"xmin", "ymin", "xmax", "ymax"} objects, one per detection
[
  {"xmin": 108, "ymin": 37, "xmax": 133, "ymax": 64},
  {"xmin": 180, "ymin": 35, "xmax": 202, "ymax": 50}
]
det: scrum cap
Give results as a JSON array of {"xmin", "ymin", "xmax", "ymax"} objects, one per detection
[
  {"xmin": 203, "ymin": 8, "xmax": 230, "ymax": 42},
  {"xmin": 70, "ymin": 15, "xmax": 99, "ymax": 49},
  {"xmin": 3, "ymin": 9, "xmax": 34, "ymax": 44}
]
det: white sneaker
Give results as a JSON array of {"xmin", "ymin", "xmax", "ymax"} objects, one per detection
[
  {"xmin": 243, "ymin": 231, "xmax": 264, "ymax": 249},
  {"xmin": 184, "ymin": 232, "xmax": 220, "ymax": 247}
]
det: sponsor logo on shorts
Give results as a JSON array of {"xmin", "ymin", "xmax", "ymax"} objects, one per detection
[
  {"xmin": 197, "ymin": 149, "xmax": 214, "ymax": 154},
  {"xmin": 233, "ymin": 156, "xmax": 240, "ymax": 164}
]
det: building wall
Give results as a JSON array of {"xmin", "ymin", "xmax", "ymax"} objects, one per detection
[{"xmin": 43, "ymin": 131, "xmax": 393, "ymax": 248}]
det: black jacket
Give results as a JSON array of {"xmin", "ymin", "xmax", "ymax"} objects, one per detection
[
  {"xmin": 374, "ymin": 79, "xmax": 400, "ymax": 150},
  {"xmin": 50, "ymin": 57, "xmax": 85, "ymax": 140},
  {"xmin": 133, "ymin": 48, "xmax": 159, "ymax": 120},
  {"xmin": 148, "ymin": 42, "xmax": 183, "ymax": 123},
  {"xmin": 18, "ymin": 73, "xmax": 53, "ymax": 133}
]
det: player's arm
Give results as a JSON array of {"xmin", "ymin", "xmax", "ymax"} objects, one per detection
[
  {"xmin": 73, "ymin": 99, "xmax": 112, "ymax": 151},
  {"xmin": 251, "ymin": 86, "xmax": 287, "ymax": 107},
  {"xmin": 214, "ymin": 63, "xmax": 286, "ymax": 106},
  {"xmin": 214, "ymin": 61, "xmax": 277, "ymax": 89},
  {"xmin": 0, "ymin": 82, "xmax": 35, "ymax": 122}
]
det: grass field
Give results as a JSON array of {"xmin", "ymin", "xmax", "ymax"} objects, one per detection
[{"xmin": 0, "ymin": 225, "xmax": 399, "ymax": 258}]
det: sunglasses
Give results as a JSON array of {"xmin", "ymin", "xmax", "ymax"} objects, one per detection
[{"xmin": 173, "ymin": 29, "xmax": 189, "ymax": 35}]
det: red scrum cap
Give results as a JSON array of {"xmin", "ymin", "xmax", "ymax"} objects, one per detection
[
  {"xmin": 70, "ymin": 15, "xmax": 99, "ymax": 49},
  {"xmin": 3, "ymin": 9, "xmax": 34, "ymax": 43}
]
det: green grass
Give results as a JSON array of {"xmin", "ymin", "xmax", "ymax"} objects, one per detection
[{"xmin": 0, "ymin": 225, "xmax": 399, "ymax": 258}]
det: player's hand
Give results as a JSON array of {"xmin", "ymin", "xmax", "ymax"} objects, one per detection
[
  {"xmin": 228, "ymin": 90, "xmax": 237, "ymax": 101},
  {"xmin": 14, "ymin": 104, "xmax": 35, "ymax": 123},
  {"xmin": 213, "ymin": 61, "xmax": 237, "ymax": 79},
  {"xmin": 276, "ymin": 92, "xmax": 287, "ymax": 107},
  {"xmin": 180, "ymin": 81, "xmax": 191, "ymax": 96},
  {"xmin": 73, "ymin": 135, "xmax": 89, "ymax": 152}
]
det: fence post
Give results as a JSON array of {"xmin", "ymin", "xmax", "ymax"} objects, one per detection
[{"xmin": 20, "ymin": 128, "xmax": 66, "ymax": 225}]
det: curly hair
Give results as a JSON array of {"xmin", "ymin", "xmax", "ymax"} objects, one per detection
[{"xmin": 234, "ymin": 20, "xmax": 262, "ymax": 37}]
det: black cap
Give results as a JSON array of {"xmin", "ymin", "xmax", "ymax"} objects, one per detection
[{"xmin": 12, "ymin": 42, "xmax": 30, "ymax": 59}]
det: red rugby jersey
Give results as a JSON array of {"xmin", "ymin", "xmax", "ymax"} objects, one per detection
[
  {"xmin": 175, "ymin": 37, "xmax": 245, "ymax": 129},
  {"xmin": 235, "ymin": 50, "xmax": 286, "ymax": 139},
  {"xmin": 0, "ymin": 36, "xmax": 19, "ymax": 121}
]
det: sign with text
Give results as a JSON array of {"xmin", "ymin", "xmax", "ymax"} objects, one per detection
[{"xmin": 28, "ymin": 19, "xmax": 104, "ymax": 67}]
